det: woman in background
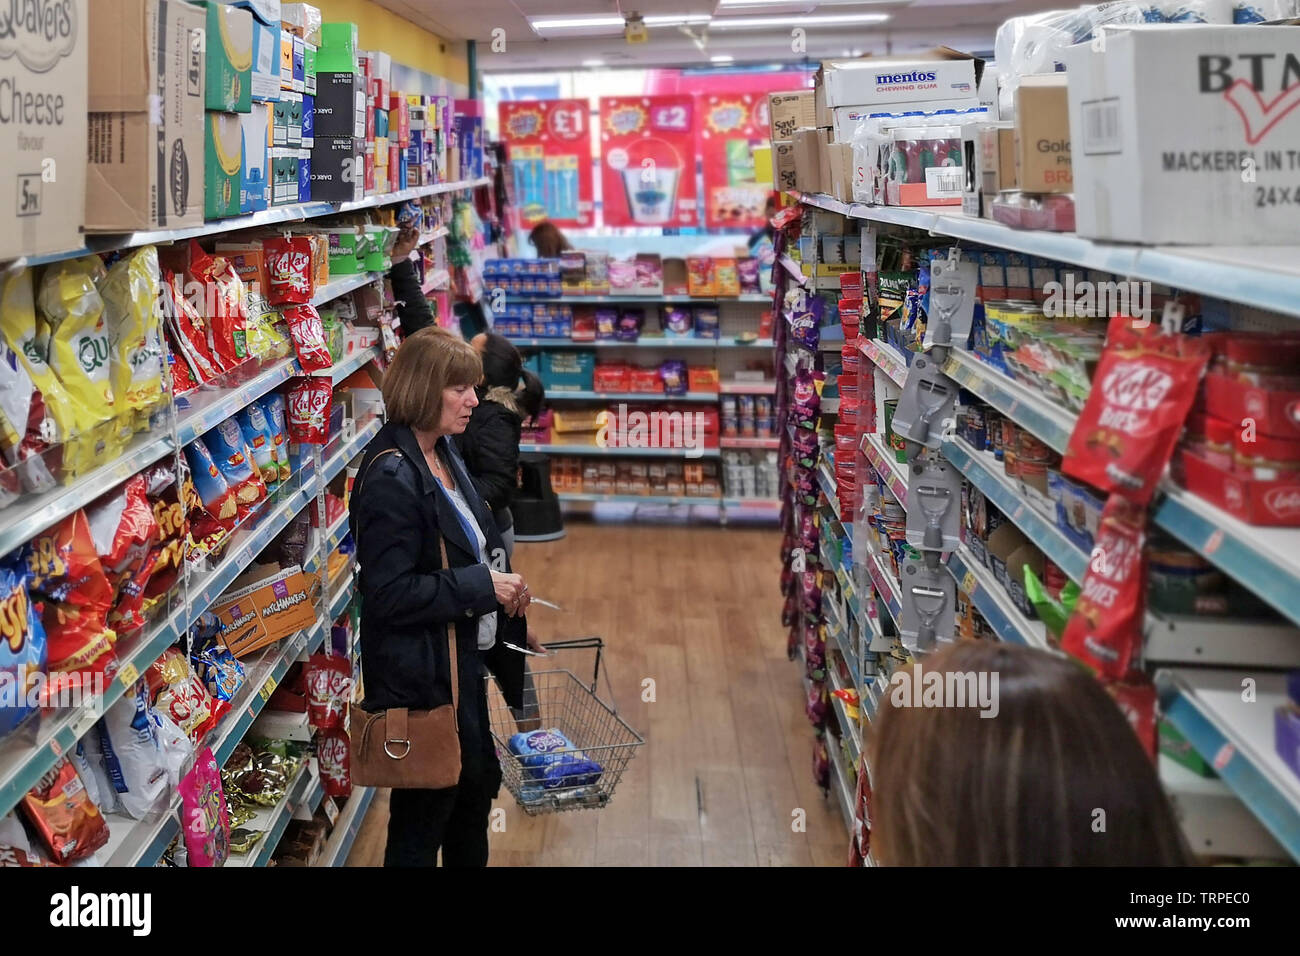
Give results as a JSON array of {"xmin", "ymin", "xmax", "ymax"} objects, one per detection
[
  {"xmin": 529, "ymin": 221, "xmax": 572, "ymax": 259},
  {"xmin": 868, "ymin": 641, "xmax": 1190, "ymax": 866}
]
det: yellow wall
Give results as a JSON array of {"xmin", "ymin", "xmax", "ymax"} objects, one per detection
[{"xmin": 313, "ymin": 0, "xmax": 469, "ymax": 88}]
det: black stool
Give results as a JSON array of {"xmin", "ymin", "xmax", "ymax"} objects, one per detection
[{"xmin": 512, "ymin": 453, "xmax": 565, "ymax": 542}]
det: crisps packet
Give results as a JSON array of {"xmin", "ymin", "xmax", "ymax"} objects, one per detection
[
  {"xmin": 188, "ymin": 243, "xmax": 250, "ymax": 371},
  {"xmin": 264, "ymin": 237, "xmax": 315, "ymax": 306},
  {"xmin": 21, "ymin": 758, "xmax": 110, "ymax": 863},
  {"xmin": 204, "ymin": 417, "xmax": 268, "ymax": 514},
  {"xmin": 36, "ymin": 258, "xmax": 124, "ymax": 459},
  {"xmin": 286, "ymin": 377, "xmax": 332, "ymax": 445},
  {"xmin": 282, "ymin": 304, "xmax": 332, "ymax": 372},
  {"xmin": 95, "ymin": 679, "xmax": 170, "ymax": 819},
  {"xmin": 1064, "ymin": 315, "xmax": 1211, "ymax": 507},
  {"xmin": 1061, "ymin": 494, "xmax": 1147, "ymax": 681},
  {"xmin": 259, "ymin": 395, "xmax": 291, "ymax": 481},
  {"xmin": 184, "ymin": 437, "xmax": 238, "ymax": 524},
  {"xmin": 86, "ymin": 476, "xmax": 159, "ymax": 632},
  {"xmin": 236, "ymin": 403, "xmax": 279, "ymax": 484},
  {"xmin": 141, "ymin": 463, "xmax": 188, "ymax": 605},
  {"xmin": 146, "ymin": 647, "xmax": 224, "ymax": 743},
  {"xmin": 0, "ymin": 568, "xmax": 45, "ymax": 740},
  {"xmin": 162, "ymin": 270, "xmax": 222, "ymax": 380},
  {"xmin": 192, "ymin": 619, "xmax": 246, "ymax": 703},
  {"xmin": 97, "ymin": 247, "xmax": 165, "ymax": 433},
  {"xmin": 179, "ymin": 746, "xmax": 231, "ymax": 867}
]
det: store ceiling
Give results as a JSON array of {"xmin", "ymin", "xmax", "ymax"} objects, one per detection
[{"xmin": 375, "ymin": 0, "xmax": 1063, "ymax": 70}]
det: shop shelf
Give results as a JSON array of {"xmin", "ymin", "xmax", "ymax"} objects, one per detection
[
  {"xmin": 821, "ymin": 399, "xmax": 840, "ymax": 414},
  {"xmin": 545, "ymin": 390, "xmax": 720, "ymax": 402},
  {"xmin": 497, "ymin": 293, "xmax": 772, "ymax": 304},
  {"xmin": 311, "ymin": 270, "xmax": 385, "ymax": 308},
  {"xmin": 825, "ymin": 725, "xmax": 857, "ymax": 836},
  {"xmin": 318, "ymin": 786, "xmax": 377, "ymax": 867},
  {"xmin": 796, "ymin": 190, "xmax": 1300, "ymax": 322},
  {"xmin": 418, "ymin": 226, "xmax": 449, "ymax": 245},
  {"xmin": 1159, "ymin": 756, "xmax": 1290, "ymax": 862},
  {"xmin": 826, "ymin": 662, "xmax": 862, "ymax": 763},
  {"xmin": 327, "ymin": 346, "xmax": 380, "ymax": 386},
  {"xmin": 521, "ymin": 444, "xmax": 722, "ymax": 458},
  {"xmin": 558, "ymin": 492, "xmax": 719, "ymax": 505},
  {"xmin": 21, "ymin": 179, "xmax": 491, "ymax": 271},
  {"xmin": 720, "ymin": 436, "xmax": 780, "ymax": 449},
  {"xmin": 942, "ymin": 349, "xmax": 1076, "ymax": 455},
  {"xmin": 718, "ymin": 381, "xmax": 777, "ymax": 395},
  {"xmin": 422, "ymin": 270, "xmax": 450, "ymax": 294},
  {"xmin": 224, "ymin": 762, "xmax": 316, "ymax": 868},
  {"xmin": 507, "ymin": 337, "xmax": 774, "ymax": 350},
  {"xmin": 862, "ymin": 433, "xmax": 909, "ymax": 508},
  {"xmin": 323, "ymin": 418, "xmax": 384, "ymax": 484},
  {"xmin": 1156, "ymin": 668, "xmax": 1300, "ymax": 863},
  {"xmin": 946, "ymin": 546, "xmax": 1051, "ymax": 651},
  {"xmin": 864, "ymin": 549, "xmax": 904, "ymax": 623},
  {"xmin": 858, "ymin": 338, "xmax": 909, "ymax": 388},
  {"xmin": 720, "ymin": 497, "xmax": 782, "ymax": 510},
  {"xmin": 176, "ymin": 356, "xmax": 302, "ymax": 446},
  {"xmin": 940, "ymin": 437, "xmax": 1089, "ymax": 583},
  {"xmin": 1144, "ymin": 611, "xmax": 1300, "ymax": 670}
]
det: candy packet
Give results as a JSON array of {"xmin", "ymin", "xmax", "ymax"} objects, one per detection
[
  {"xmin": 662, "ymin": 306, "xmax": 693, "ymax": 337},
  {"xmin": 162, "ymin": 270, "xmax": 221, "ymax": 381},
  {"xmin": 264, "ymin": 237, "xmax": 315, "ymax": 306},
  {"xmin": 659, "ymin": 360, "xmax": 687, "ymax": 396},
  {"xmin": 192, "ymin": 621, "xmax": 246, "ymax": 703},
  {"xmin": 282, "ymin": 303, "xmax": 332, "ymax": 372},
  {"xmin": 693, "ymin": 307, "xmax": 720, "ymax": 340},
  {"xmin": 318, "ymin": 727, "xmax": 352, "ymax": 799},
  {"xmin": 85, "ymin": 475, "xmax": 160, "ymax": 636},
  {"xmin": 179, "ymin": 747, "xmax": 231, "ymax": 867},
  {"xmin": 21, "ymin": 759, "xmax": 110, "ymax": 863},
  {"xmin": 97, "ymin": 246, "xmax": 166, "ymax": 432},
  {"xmin": 286, "ymin": 377, "xmax": 332, "ymax": 445},
  {"xmin": 304, "ymin": 653, "xmax": 351, "ymax": 730}
]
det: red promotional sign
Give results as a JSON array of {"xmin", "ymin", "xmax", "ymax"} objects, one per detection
[
  {"xmin": 698, "ymin": 92, "xmax": 774, "ymax": 229},
  {"xmin": 599, "ymin": 96, "xmax": 698, "ymax": 228},
  {"xmin": 499, "ymin": 99, "xmax": 594, "ymax": 228}
]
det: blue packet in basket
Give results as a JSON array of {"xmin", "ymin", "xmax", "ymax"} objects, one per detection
[{"xmin": 508, "ymin": 729, "xmax": 603, "ymax": 790}]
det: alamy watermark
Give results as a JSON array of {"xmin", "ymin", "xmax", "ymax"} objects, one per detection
[
  {"xmin": 595, "ymin": 404, "xmax": 709, "ymax": 459},
  {"xmin": 1043, "ymin": 274, "xmax": 1152, "ymax": 324},
  {"xmin": 0, "ymin": 670, "xmax": 109, "ymax": 712},
  {"xmin": 886, "ymin": 662, "xmax": 1000, "ymax": 718}
]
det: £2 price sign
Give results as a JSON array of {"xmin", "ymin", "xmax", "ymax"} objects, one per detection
[{"xmin": 599, "ymin": 96, "xmax": 697, "ymax": 228}]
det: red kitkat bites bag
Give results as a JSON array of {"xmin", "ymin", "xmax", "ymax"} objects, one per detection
[
  {"xmin": 1061, "ymin": 494, "xmax": 1147, "ymax": 681},
  {"xmin": 1064, "ymin": 315, "xmax": 1210, "ymax": 506}
]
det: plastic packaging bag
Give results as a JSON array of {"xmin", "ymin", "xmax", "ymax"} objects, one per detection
[
  {"xmin": 286, "ymin": 377, "xmax": 332, "ymax": 445},
  {"xmin": 188, "ymin": 243, "xmax": 250, "ymax": 370},
  {"xmin": 86, "ymin": 475, "xmax": 159, "ymax": 635},
  {"xmin": 204, "ymin": 417, "xmax": 267, "ymax": 513},
  {"xmin": 304, "ymin": 653, "xmax": 351, "ymax": 730},
  {"xmin": 97, "ymin": 246, "xmax": 165, "ymax": 432},
  {"xmin": 264, "ymin": 237, "xmax": 315, "ymax": 306},
  {"xmin": 259, "ymin": 395, "xmax": 291, "ymax": 481},
  {"xmin": 146, "ymin": 647, "xmax": 224, "ymax": 744},
  {"xmin": 21, "ymin": 758, "xmax": 110, "ymax": 863},
  {"xmin": 179, "ymin": 746, "xmax": 231, "ymax": 867},
  {"xmin": 282, "ymin": 304, "xmax": 332, "ymax": 371},
  {"xmin": 96, "ymin": 679, "xmax": 170, "ymax": 819},
  {"xmin": 236, "ymin": 403, "xmax": 279, "ymax": 484}
]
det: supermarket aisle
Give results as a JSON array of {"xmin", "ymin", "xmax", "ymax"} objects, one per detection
[{"xmin": 345, "ymin": 521, "xmax": 847, "ymax": 866}]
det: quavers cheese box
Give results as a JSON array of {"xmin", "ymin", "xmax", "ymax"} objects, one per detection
[
  {"xmin": 204, "ymin": 2, "xmax": 253, "ymax": 113},
  {"xmin": 87, "ymin": 0, "xmax": 204, "ymax": 232},
  {"xmin": 206, "ymin": 111, "xmax": 245, "ymax": 219},
  {"xmin": 1064, "ymin": 24, "xmax": 1300, "ymax": 245},
  {"xmin": 2, "ymin": 0, "xmax": 87, "ymax": 259}
]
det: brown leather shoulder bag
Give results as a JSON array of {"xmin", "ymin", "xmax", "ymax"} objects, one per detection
[{"xmin": 348, "ymin": 446, "xmax": 462, "ymax": 790}]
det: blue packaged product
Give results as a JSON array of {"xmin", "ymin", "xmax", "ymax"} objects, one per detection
[
  {"xmin": 508, "ymin": 728, "xmax": 603, "ymax": 790},
  {"xmin": 694, "ymin": 306, "xmax": 720, "ymax": 340},
  {"xmin": 259, "ymin": 395, "xmax": 291, "ymax": 482},
  {"xmin": 204, "ymin": 417, "xmax": 266, "ymax": 511},
  {"xmin": 0, "ymin": 568, "xmax": 46, "ymax": 739},
  {"xmin": 236, "ymin": 404, "xmax": 279, "ymax": 484},
  {"xmin": 184, "ymin": 438, "xmax": 237, "ymax": 520}
]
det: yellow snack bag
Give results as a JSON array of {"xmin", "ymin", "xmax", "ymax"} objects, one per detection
[
  {"xmin": 98, "ymin": 247, "xmax": 166, "ymax": 432},
  {"xmin": 37, "ymin": 258, "xmax": 126, "ymax": 466},
  {"xmin": 0, "ymin": 269, "xmax": 76, "ymax": 489}
]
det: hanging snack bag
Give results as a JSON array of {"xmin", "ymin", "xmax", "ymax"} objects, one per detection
[
  {"xmin": 0, "ymin": 569, "xmax": 45, "ymax": 740},
  {"xmin": 205, "ymin": 417, "xmax": 268, "ymax": 512},
  {"xmin": 263, "ymin": 236, "xmax": 315, "ymax": 306},
  {"xmin": 1064, "ymin": 315, "xmax": 1211, "ymax": 506},
  {"xmin": 162, "ymin": 271, "xmax": 221, "ymax": 381},
  {"xmin": 260, "ymin": 394, "xmax": 291, "ymax": 481},
  {"xmin": 20, "ymin": 759, "xmax": 110, "ymax": 863},
  {"xmin": 86, "ymin": 475, "xmax": 160, "ymax": 635},
  {"xmin": 0, "ymin": 338, "xmax": 38, "ymax": 502},
  {"xmin": 236, "ymin": 403, "xmax": 279, "ymax": 484},
  {"xmin": 141, "ymin": 463, "xmax": 188, "ymax": 604},
  {"xmin": 791, "ymin": 370, "xmax": 825, "ymax": 431},
  {"xmin": 95, "ymin": 679, "xmax": 170, "ymax": 819},
  {"xmin": 286, "ymin": 377, "xmax": 333, "ymax": 445},
  {"xmin": 318, "ymin": 727, "xmax": 352, "ymax": 799},
  {"xmin": 0, "ymin": 269, "xmax": 74, "ymax": 489},
  {"xmin": 184, "ymin": 437, "xmax": 238, "ymax": 523},
  {"xmin": 281, "ymin": 303, "xmax": 333, "ymax": 371},
  {"xmin": 192, "ymin": 623, "xmax": 247, "ymax": 704},
  {"xmin": 36, "ymin": 258, "xmax": 121, "ymax": 455},
  {"xmin": 188, "ymin": 243, "xmax": 250, "ymax": 370},
  {"xmin": 179, "ymin": 747, "xmax": 231, "ymax": 867},
  {"xmin": 146, "ymin": 646, "xmax": 225, "ymax": 744},
  {"xmin": 788, "ymin": 293, "xmax": 823, "ymax": 350},
  {"xmin": 305, "ymin": 653, "xmax": 352, "ymax": 730},
  {"xmin": 97, "ymin": 246, "xmax": 166, "ymax": 432},
  {"xmin": 1061, "ymin": 494, "xmax": 1147, "ymax": 681}
]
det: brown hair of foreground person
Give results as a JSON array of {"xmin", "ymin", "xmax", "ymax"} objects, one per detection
[
  {"xmin": 381, "ymin": 327, "xmax": 483, "ymax": 431},
  {"xmin": 868, "ymin": 641, "xmax": 1190, "ymax": 866}
]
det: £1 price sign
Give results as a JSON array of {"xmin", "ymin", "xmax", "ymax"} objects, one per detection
[{"xmin": 498, "ymin": 99, "xmax": 594, "ymax": 228}]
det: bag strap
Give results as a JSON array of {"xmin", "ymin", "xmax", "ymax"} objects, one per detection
[{"xmin": 355, "ymin": 443, "xmax": 459, "ymax": 725}]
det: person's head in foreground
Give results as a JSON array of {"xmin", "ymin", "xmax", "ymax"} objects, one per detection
[
  {"xmin": 381, "ymin": 326, "xmax": 482, "ymax": 437},
  {"xmin": 869, "ymin": 641, "xmax": 1189, "ymax": 866},
  {"xmin": 528, "ymin": 221, "xmax": 572, "ymax": 259}
]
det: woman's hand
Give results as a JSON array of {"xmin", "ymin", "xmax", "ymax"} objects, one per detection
[
  {"xmin": 391, "ymin": 225, "xmax": 420, "ymax": 262},
  {"xmin": 526, "ymin": 630, "xmax": 546, "ymax": 655},
  {"xmin": 490, "ymin": 571, "xmax": 531, "ymax": 617}
]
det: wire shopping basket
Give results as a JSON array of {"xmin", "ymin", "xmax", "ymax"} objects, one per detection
[{"xmin": 486, "ymin": 637, "xmax": 645, "ymax": 815}]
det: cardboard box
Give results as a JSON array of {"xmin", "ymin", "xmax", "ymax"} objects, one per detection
[
  {"xmin": 87, "ymin": 0, "xmax": 205, "ymax": 232},
  {"xmin": 769, "ymin": 91, "xmax": 815, "ymax": 142},
  {"xmin": 303, "ymin": 42, "xmax": 317, "ymax": 95},
  {"xmin": 828, "ymin": 143, "xmax": 855, "ymax": 201},
  {"xmin": 813, "ymin": 73, "xmax": 833, "ymax": 129},
  {"xmin": 206, "ymin": 111, "xmax": 245, "ymax": 218},
  {"xmin": 302, "ymin": 93, "xmax": 315, "ymax": 147},
  {"xmin": 311, "ymin": 136, "xmax": 363, "ymax": 201},
  {"xmin": 279, "ymin": 28, "xmax": 293, "ymax": 88},
  {"xmin": 298, "ymin": 148, "xmax": 311, "ymax": 202},
  {"xmin": 1, "ymin": 0, "xmax": 87, "ymax": 259},
  {"xmin": 287, "ymin": 91, "xmax": 304, "ymax": 147},
  {"xmin": 282, "ymin": 3, "xmax": 323, "ymax": 44},
  {"xmin": 205, "ymin": 2, "xmax": 253, "ymax": 112},
  {"xmin": 1014, "ymin": 73, "xmax": 1072, "ymax": 194},
  {"xmin": 314, "ymin": 70, "xmax": 365, "ymax": 137},
  {"xmin": 962, "ymin": 122, "xmax": 1016, "ymax": 217},
  {"xmin": 1065, "ymin": 23, "xmax": 1300, "ymax": 245},
  {"xmin": 251, "ymin": 17, "xmax": 281, "ymax": 101},
  {"xmin": 292, "ymin": 34, "xmax": 306, "ymax": 91},
  {"xmin": 831, "ymin": 99, "xmax": 982, "ymax": 144},
  {"xmin": 317, "ymin": 21, "xmax": 358, "ymax": 72},
  {"xmin": 792, "ymin": 128, "xmax": 826, "ymax": 194},
  {"xmin": 241, "ymin": 109, "xmax": 270, "ymax": 212},
  {"xmin": 212, "ymin": 564, "xmax": 316, "ymax": 658},
  {"xmin": 230, "ymin": 0, "xmax": 280, "ymax": 23},
  {"xmin": 818, "ymin": 133, "xmax": 835, "ymax": 196},
  {"xmin": 774, "ymin": 141, "xmax": 798, "ymax": 192},
  {"xmin": 270, "ymin": 148, "xmax": 296, "ymax": 205},
  {"xmin": 821, "ymin": 48, "xmax": 980, "ymax": 109}
]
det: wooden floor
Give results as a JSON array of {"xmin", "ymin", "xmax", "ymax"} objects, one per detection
[{"xmin": 345, "ymin": 519, "xmax": 848, "ymax": 867}]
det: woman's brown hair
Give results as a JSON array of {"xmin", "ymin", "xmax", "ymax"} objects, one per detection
[
  {"xmin": 382, "ymin": 327, "xmax": 482, "ymax": 431},
  {"xmin": 528, "ymin": 221, "xmax": 572, "ymax": 258},
  {"xmin": 868, "ymin": 641, "xmax": 1190, "ymax": 866}
]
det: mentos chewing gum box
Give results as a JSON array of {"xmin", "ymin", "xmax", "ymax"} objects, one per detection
[
  {"xmin": 821, "ymin": 48, "xmax": 980, "ymax": 109},
  {"xmin": 1065, "ymin": 24, "xmax": 1300, "ymax": 245}
]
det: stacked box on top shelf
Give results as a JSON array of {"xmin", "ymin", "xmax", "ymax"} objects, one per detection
[{"xmin": 483, "ymin": 259, "xmax": 563, "ymax": 297}]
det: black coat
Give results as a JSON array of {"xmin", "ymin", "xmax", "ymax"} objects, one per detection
[
  {"xmin": 453, "ymin": 386, "xmax": 523, "ymax": 534},
  {"xmin": 349, "ymin": 422, "xmax": 527, "ymax": 775},
  {"xmin": 390, "ymin": 259, "xmax": 434, "ymax": 338}
]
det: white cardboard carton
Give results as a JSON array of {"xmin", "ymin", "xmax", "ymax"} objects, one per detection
[
  {"xmin": 822, "ymin": 49, "xmax": 980, "ymax": 109},
  {"xmin": 832, "ymin": 100, "xmax": 982, "ymax": 143},
  {"xmin": 1, "ymin": 0, "xmax": 87, "ymax": 260},
  {"xmin": 1064, "ymin": 24, "xmax": 1300, "ymax": 245}
]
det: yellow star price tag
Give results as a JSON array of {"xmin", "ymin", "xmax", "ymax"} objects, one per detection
[
  {"xmin": 259, "ymin": 676, "xmax": 278, "ymax": 701},
  {"xmin": 117, "ymin": 663, "xmax": 140, "ymax": 687}
]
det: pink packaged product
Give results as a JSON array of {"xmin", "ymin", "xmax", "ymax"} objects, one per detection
[
  {"xmin": 737, "ymin": 257, "xmax": 761, "ymax": 294},
  {"xmin": 179, "ymin": 746, "xmax": 231, "ymax": 867},
  {"xmin": 608, "ymin": 260, "xmax": 637, "ymax": 294}
]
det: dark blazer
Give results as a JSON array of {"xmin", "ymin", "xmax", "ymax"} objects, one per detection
[
  {"xmin": 389, "ymin": 259, "xmax": 434, "ymax": 338},
  {"xmin": 453, "ymin": 386, "xmax": 523, "ymax": 535},
  {"xmin": 349, "ymin": 422, "xmax": 527, "ymax": 774}
]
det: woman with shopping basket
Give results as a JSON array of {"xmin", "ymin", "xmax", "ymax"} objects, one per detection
[{"xmin": 348, "ymin": 327, "xmax": 533, "ymax": 868}]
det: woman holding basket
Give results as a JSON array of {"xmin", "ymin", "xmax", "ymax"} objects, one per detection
[{"xmin": 348, "ymin": 327, "xmax": 531, "ymax": 867}]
